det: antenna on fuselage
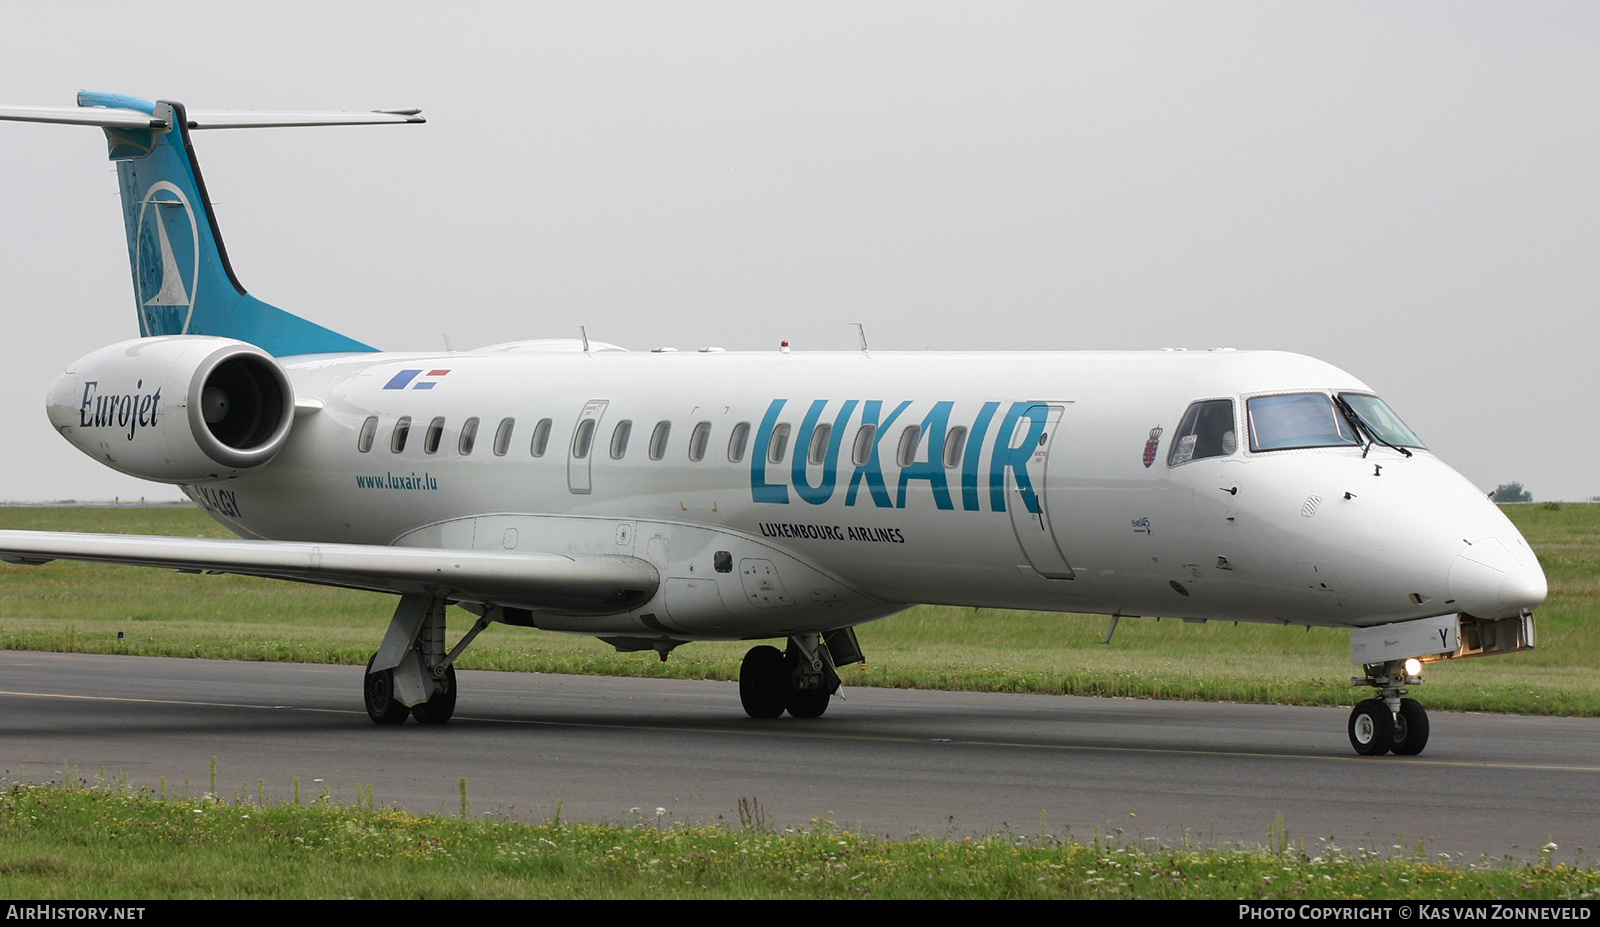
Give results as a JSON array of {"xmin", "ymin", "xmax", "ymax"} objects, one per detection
[
  {"xmin": 850, "ymin": 322, "xmax": 869, "ymax": 355},
  {"xmin": 579, "ymin": 325, "xmax": 590, "ymax": 354}
]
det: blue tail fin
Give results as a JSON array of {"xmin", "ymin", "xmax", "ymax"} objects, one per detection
[{"xmin": 79, "ymin": 92, "xmax": 377, "ymax": 356}]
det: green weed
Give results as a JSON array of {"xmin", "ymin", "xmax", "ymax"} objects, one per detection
[{"xmin": 0, "ymin": 775, "xmax": 1594, "ymax": 899}]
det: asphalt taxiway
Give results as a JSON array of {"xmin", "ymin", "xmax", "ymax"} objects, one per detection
[{"xmin": 3, "ymin": 651, "xmax": 1596, "ymax": 860}]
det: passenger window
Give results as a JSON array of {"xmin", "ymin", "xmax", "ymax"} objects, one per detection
[
  {"xmin": 943, "ymin": 426, "xmax": 967, "ymax": 469},
  {"xmin": 896, "ymin": 425, "xmax": 922, "ymax": 467},
  {"xmin": 807, "ymin": 423, "xmax": 832, "ymax": 466},
  {"xmin": 767, "ymin": 423, "xmax": 791, "ymax": 464},
  {"xmin": 357, "ymin": 416, "xmax": 378, "ymax": 453},
  {"xmin": 1168, "ymin": 400, "xmax": 1236, "ymax": 466},
  {"xmin": 459, "ymin": 417, "xmax": 479, "ymax": 455},
  {"xmin": 530, "ymin": 418, "xmax": 552, "ymax": 457},
  {"xmin": 851, "ymin": 424, "xmax": 876, "ymax": 466},
  {"xmin": 648, "ymin": 421, "xmax": 671, "ymax": 461},
  {"xmin": 571, "ymin": 419, "xmax": 595, "ymax": 459},
  {"xmin": 727, "ymin": 422, "xmax": 750, "ymax": 462},
  {"xmin": 424, "ymin": 417, "xmax": 446, "ymax": 454},
  {"xmin": 610, "ymin": 420, "xmax": 632, "ymax": 459},
  {"xmin": 493, "ymin": 418, "xmax": 514, "ymax": 456},
  {"xmin": 390, "ymin": 416, "xmax": 411, "ymax": 454},
  {"xmin": 689, "ymin": 421, "xmax": 712, "ymax": 462}
]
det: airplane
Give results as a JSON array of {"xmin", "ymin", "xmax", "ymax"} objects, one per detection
[{"xmin": 0, "ymin": 93, "xmax": 1547, "ymax": 756}]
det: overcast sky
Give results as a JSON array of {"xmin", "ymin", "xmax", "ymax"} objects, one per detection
[{"xmin": 0, "ymin": 1, "xmax": 1593, "ymax": 502}]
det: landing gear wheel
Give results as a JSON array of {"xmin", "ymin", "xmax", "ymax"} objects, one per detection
[
  {"xmin": 410, "ymin": 664, "xmax": 457, "ymax": 724},
  {"xmin": 1348, "ymin": 699, "xmax": 1393, "ymax": 756},
  {"xmin": 787, "ymin": 686, "xmax": 831, "ymax": 719},
  {"xmin": 739, "ymin": 646, "xmax": 790, "ymax": 719},
  {"xmin": 785, "ymin": 645, "xmax": 833, "ymax": 718},
  {"xmin": 364, "ymin": 654, "xmax": 410, "ymax": 725},
  {"xmin": 1390, "ymin": 698, "xmax": 1429, "ymax": 756}
]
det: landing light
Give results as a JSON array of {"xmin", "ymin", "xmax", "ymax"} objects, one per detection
[{"xmin": 1404, "ymin": 658, "xmax": 1422, "ymax": 677}]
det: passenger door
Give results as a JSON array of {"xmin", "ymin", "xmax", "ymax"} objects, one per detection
[{"xmin": 567, "ymin": 399, "xmax": 608, "ymax": 494}]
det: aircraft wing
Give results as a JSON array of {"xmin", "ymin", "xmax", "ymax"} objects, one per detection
[{"xmin": 0, "ymin": 530, "xmax": 656, "ymax": 616}]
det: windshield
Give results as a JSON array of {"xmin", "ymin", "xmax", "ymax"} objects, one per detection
[
  {"xmin": 1338, "ymin": 393, "xmax": 1426, "ymax": 449},
  {"xmin": 1247, "ymin": 393, "xmax": 1360, "ymax": 452}
]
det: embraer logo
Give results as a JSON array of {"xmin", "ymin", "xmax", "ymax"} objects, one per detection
[{"xmin": 134, "ymin": 181, "xmax": 199, "ymax": 337}]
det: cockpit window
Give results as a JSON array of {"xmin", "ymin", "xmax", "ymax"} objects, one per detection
[
  {"xmin": 1168, "ymin": 399, "xmax": 1236, "ymax": 466},
  {"xmin": 1247, "ymin": 393, "xmax": 1360, "ymax": 452},
  {"xmin": 1338, "ymin": 393, "xmax": 1426, "ymax": 449}
]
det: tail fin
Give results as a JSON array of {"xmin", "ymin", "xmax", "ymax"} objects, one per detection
[{"xmin": 1, "ymin": 93, "xmax": 423, "ymax": 356}]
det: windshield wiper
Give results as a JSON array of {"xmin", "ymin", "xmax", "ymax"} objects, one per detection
[{"xmin": 1333, "ymin": 395, "xmax": 1412, "ymax": 459}]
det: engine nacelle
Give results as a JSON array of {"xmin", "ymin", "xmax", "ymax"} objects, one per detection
[{"xmin": 46, "ymin": 336, "xmax": 294, "ymax": 483}]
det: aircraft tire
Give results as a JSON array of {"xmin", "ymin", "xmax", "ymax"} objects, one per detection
[
  {"xmin": 364, "ymin": 654, "xmax": 410, "ymax": 725},
  {"xmin": 1390, "ymin": 698, "xmax": 1429, "ymax": 756},
  {"xmin": 411, "ymin": 664, "xmax": 457, "ymax": 724},
  {"xmin": 739, "ymin": 646, "xmax": 789, "ymax": 719},
  {"xmin": 1348, "ymin": 699, "xmax": 1393, "ymax": 756},
  {"xmin": 787, "ymin": 686, "xmax": 831, "ymax": 719}
]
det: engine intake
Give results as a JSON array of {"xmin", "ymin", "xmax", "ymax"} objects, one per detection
[
  {"xmin": 191, "ymin": 350, "xmax": 291, "ymax": 469},
  {"xmin": 47, "ymin": 336, "xmax": 294, "ymax": 482}
]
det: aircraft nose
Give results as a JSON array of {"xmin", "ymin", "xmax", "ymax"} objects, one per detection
[{"xmin": 1448, "ymin": 537, "xmax": 1548, "ymax": 618}]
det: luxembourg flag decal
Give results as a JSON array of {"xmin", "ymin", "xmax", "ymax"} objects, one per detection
[{"xmin": 383, "ymin": 369, "xmax": 451, "ymax": 390}]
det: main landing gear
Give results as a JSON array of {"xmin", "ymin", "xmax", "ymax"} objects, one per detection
[
  {"xmin": 739, "ymin": 630, "xmax": 861, "ymax": 720},
  {"xmin": 365, "ymin": 654, "xmax": 459, "ymax": 724},
  {"xmin": 1348, "ymin": 659, "xmax": 1430, "ymax": 757},
  {"xmin": 363, "ymin": 594, "xmax": 487, "ymax": 725}
]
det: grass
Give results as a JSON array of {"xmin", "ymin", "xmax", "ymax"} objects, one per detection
[
  {"xmin": 1, "ymin": 771, "xmax": 1595, "ymax": 900},
  {"xmin": 0, "ymin": 503, "xmax": 1594, "ymax": 715}
]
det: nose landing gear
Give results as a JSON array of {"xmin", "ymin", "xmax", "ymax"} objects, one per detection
[{"xmin": 1348, "ymin": 660, "xmax": 1429, "ymax": 756}]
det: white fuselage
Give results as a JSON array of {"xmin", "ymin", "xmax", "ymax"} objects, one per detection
[{"xmin": 172, "ymin": 344, "xmax": 1539, "ymax": 644}]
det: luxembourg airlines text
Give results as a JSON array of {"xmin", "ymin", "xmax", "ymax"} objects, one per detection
[{"xmin": 756, "ymin": 522, "xmax": 906, "ymax": 543}]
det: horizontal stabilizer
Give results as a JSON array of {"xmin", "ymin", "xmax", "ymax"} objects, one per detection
[
  {"xmin": 0, "ymin": 105, "xmax": 163, "ymax": 129},
  {"xmin": 0, "ymin": 104, "xmax": 423, "ymax": 130},
  {"xmin": 183, "ymin": 108, "xmax": 425, "ymax": 129},
  {"xmin": 0, "ymin": 530, "xmax": 658, "ymax": 616}
]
